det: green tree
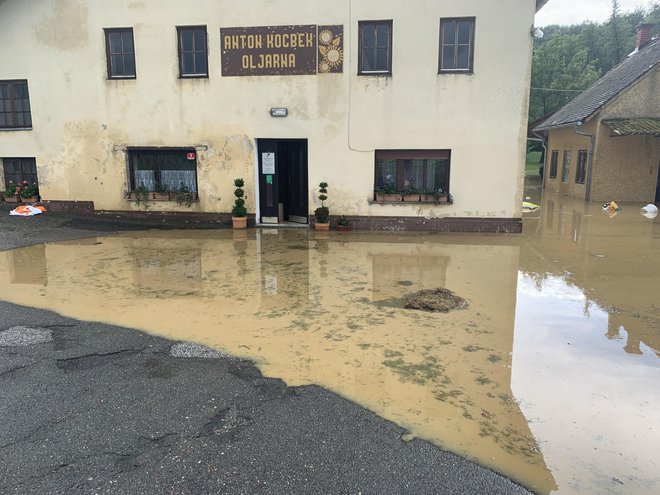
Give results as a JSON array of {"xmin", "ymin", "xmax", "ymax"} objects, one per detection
[
  {"xmin": 529, "ymin": 2, "xmax": 659, "ymax": 121},
  {"xmin": 530, "ymin": 34, "xmax": 600, "ymax": 119}
]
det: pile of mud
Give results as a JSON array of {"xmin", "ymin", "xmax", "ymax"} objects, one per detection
[{"xmin": 403, "ymin": 288, "xmax": 467, "ymax": 313}]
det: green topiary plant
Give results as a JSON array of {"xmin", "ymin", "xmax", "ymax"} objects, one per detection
[
  {"xmin": 231, "ymin": 178, "xmax": 247, "ymax": 217},
  {"xmin": 314, "ymin": 181, "xmax": 329, "ymax": 224}
]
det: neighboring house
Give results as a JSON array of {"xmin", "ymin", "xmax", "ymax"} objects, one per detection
[
  {"xmin": 0, "ymin": 0, "xmax": 547, "ymax": 231},
  {"xmin": 534, "ymin": 24, "xmax": 660, "ymax": 203}
]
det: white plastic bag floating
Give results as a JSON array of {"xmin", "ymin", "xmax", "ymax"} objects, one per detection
[
  {"xmin": 641, "ymin": 204, "xmax": 658, "ymax": 219},
  {"xmin": 9, "ymin": 205, "xmax": 45, "ymax": 216}
]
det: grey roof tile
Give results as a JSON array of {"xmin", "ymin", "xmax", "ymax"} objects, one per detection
[{"xmin": 534, "ymin": 37, "xmax": 660, "ymax": 131}]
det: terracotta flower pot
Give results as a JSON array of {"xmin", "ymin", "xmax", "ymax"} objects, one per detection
[
  {"xmin": 376, "ymin": 193, "xmax": 401, "ymax": 202},
  {"xmin": 315, "ymin": 222, "xmax": 330, "ymax": 231},
  {"xmin": 422, "ymin": 194, "xmax": 448, "ymax": 203},
  {"xmin": 4, "ymin": 196, "xmax": 20, "ymax": 203},
  {"xmin": 402, "ymin": 194, "xmax": 420, "ymax": 202},
  {"xmin": 153, "ymin": 193, "xmax": 170, "ymax": 200},
  {"xmin": 336, "ymin": 224, "xmax": 351, "ymax": 232},
  {"xmin": 232, "ymin": 216, "xmax": 248, "ymax": 229},
  {"xmin": 21, "ymin": 196, "xmax": 38, "ymax": 203}
]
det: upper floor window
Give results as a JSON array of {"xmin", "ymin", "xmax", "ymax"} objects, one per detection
[
  {"xmin": 358, "ymin": 20, "xmax": 392, "ymax": 75},
  {"xmin": 177, "ymin": 26, "xmax": 208, "ymax": 78},
  {"xmin": 439, "ymin": 18, "xmax": 475, "ymax": 73},
  {"xmin": 0, "ymin": 80, "xmax": 32, "ymax": 129},
  {"xmin": 105, "ymin": 28, "xmax": 136, "ymax": 79}
]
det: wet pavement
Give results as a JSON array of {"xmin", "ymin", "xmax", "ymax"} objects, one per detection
[{"xmin": 0, "ymin": 193, "xmax": 659, "ymax": 494}]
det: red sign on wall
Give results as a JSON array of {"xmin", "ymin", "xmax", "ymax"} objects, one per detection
[{"xmin": 186, "ymin": 152, "xmax": 196, "ymax": 160}]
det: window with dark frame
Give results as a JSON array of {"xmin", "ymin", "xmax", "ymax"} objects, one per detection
[
  {"xmin": 439, "ymin": 17, "xmax": 475, "ymax": 73},
  {"xmin": 358, "ymin": 21, "xmax": 392, "ymax": 74},
  {"xmin": 375, "ymin": 150, "xmax": 450, "ymax": 195},
  {"xmin": 0, "ymin": 80, "xmax": 32, "ymax": 129},
  {"xmin": 128, "ymin": 149, "xmax": 199, "ymax": 194},
  {"xmin": 177, "ymin": 26, "xmax": 208, "ymax": 78},
  {"xmin": 561, "ymin": 150, "xmax": 571, "ymax": 183},
  {"xmin": 105, "ymin": 28, "xmax": 136, "ymax": 79},
  {"xmin": 549, "ymin": 150, "xmax": 558, "ymax": 179},
  {"xmin": 3, "ymin": 157, "xmax": 38, "ymax": 188},
  {"xmin": 575, "ymin": 150, "xmax": 587, "ymax": 184}
]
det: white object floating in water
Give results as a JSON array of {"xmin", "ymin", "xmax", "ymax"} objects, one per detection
[
  {"xmin": 640, "ymin": 204, "xmax": 658, "ymax": 213},
  {"xmin": 522, "ymin": 201, "xmax": 540, "ymax": 211}
]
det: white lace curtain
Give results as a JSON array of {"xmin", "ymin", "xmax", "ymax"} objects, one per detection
[{"xmin": 135, "ymin": 170, "xmax": 197, "ymax": 192}]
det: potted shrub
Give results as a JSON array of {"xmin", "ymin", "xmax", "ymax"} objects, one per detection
[
  {"xmin": 174, "ymin": 182, "xmax": 195, "ymax": 207},
  {"xmin": 231, "ymin": 178, "xmax": 248, "ymax": 229},
  {"xmin": 314, "ymin": 182, "xmax": 330, "ymax": 230},
  {"xmin": 375, "ymin": 183, "xmax": 400, "ymax": 202},
  {"xmin": 336, "ymin": 215, "xmax": 351, "ymax": 232},
  {"xmin": 422, "ymin": 188, "xmax": 449, "ymax": 204},
  {"xmin": 19, "ymin": 181, "xmax": 39, "ymax": 203},
  {"xmin": 133, "ymin": 182, "xmax": 151, "ymax": 209},
  {"xmin": 153, "ymin": 181, "xmax": 170, "ymax": 200},
  {"xmin": 402, "ymin": 186, "xmax": 420, "ymax": 202},
  {"xmin": 3, "ymin": 180, "xmax": 20, "ymax": 203}
]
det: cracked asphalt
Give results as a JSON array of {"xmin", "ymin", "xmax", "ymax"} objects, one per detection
[{"xmin": 0, "ymin": 209, "xmax": 532, "ymax": 494}]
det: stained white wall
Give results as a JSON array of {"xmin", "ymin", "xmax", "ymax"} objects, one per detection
[{"xmin": 0, "ymin": 0, "xmax": 536, "ymax": 218}]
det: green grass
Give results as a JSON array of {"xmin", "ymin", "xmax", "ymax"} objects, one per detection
[{"xmin": 525, "ymin": 151, "xmax": 542, "ymax": 176}]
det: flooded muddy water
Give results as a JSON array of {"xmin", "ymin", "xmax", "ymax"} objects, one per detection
[{"xmin": 0, "ymin": 194, "xmax": 658, "ymax": 494}]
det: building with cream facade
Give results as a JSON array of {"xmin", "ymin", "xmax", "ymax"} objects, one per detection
[{"xmin": 0, "ymin": 0, "xmax": 547, "ymax": 231}]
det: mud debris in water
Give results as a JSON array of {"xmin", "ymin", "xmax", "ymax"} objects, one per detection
[{"xmin": 403, "ymin": 288, "xmax": 467, "ymax": 313}]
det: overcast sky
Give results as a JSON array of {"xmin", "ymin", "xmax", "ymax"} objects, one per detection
[{"xmin": 535, "ymin": 0, "xmax": 656, "ymax": 26}]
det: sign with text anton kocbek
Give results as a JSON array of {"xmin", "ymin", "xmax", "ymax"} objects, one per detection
[{"xmin": 221, "ymin": 25, "xmax": 317, "ymax": 76}]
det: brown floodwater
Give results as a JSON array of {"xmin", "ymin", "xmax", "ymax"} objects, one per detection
[{"xmin": 0, "ymin": 193, "xmax": 658, "ymax": 494}]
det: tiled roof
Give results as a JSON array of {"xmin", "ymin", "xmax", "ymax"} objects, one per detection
[
  {"xmin": 534, "ymin": 37, "xmax": 660, "ymax": 131},
  {"xmin": 536, "ymin": 0, "xmax": 550, "ymax": 12},
  {"xmin": 602, "ymin": 118, "xmax": 660, "ymax": 136}
]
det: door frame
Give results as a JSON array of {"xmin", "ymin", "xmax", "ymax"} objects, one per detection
[{"xmin": 254, "ymin": 138, "xmax": 309, "ymax": 225}]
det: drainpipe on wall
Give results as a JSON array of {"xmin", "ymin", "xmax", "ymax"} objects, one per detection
[
  {"xmin": 574, "ymin": 121, "xmax": 595, "ymax": 202},
  {"xmin": 531, "ymin": 130, "xmax": 547, "ymax": 188}
]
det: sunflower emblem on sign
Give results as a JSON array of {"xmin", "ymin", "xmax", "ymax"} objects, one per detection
[{"xmin": 318, "ymin": 25, "xmax": 343, "ymax": 73}]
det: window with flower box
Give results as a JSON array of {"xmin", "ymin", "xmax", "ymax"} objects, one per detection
[
  {"xmin": 3, "ymin": 157, "xmax": 39, "ymax": 199},
  {"xmin": 374, "ymin": 150, "xmax": 451, "ymax": 202},
  {"xmin": 127, "ymin": 148, "xmax": 198, "ymax": 199}
]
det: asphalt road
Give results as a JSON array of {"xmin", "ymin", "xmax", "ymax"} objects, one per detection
[{"xmin": 0, "ymin": 209, "xmax": 531, "ymax": 494}]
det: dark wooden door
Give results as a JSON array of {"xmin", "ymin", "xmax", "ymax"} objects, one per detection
[{"xmin": 286, "ymin": 141, "xmax": 308, "ymax": 222}]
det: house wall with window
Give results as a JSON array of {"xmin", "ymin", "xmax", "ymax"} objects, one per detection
[
  {"xmin": 542, "ymin": 69, "xmax": 660, "ymax": 203},
  {"xmin": 590, "ymin": 69, "xmax": 660, "ymax": 203},
  {"xmin": 543, "ymin": 124, "xmax": 593, "ymax": 200},
  {"xmin": 0, "ymin": 0, "xmax": 537, "ymax": 229}
]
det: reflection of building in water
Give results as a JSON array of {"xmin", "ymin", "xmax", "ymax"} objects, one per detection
[
  {"xmin": 129, "ymin": 240, "xmax": 202, "ymax": 295},
  {"xmin": 370, "ymin": 249, "xmax": 449, "ymax": 302},
  {"xmin": 6, "ymin": 244, "xmax": 47, "ymax": 286},
  {"xmin": 256, "ymin": 230, "xmax": 311, "ymax": 311},
  {"xmin": 608, "ymin": 313, "xmax": 660, "ymax": 357},
  {"xmin": 522, "ymin": 193, "xmax": 660, "ymax": 355},
  {"xmin": 306, "ymin": 234, "xmax": 556, "ymax": 493}
]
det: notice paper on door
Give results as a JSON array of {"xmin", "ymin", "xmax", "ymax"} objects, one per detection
[{"xmin": 262, "ymin": 153, "xmax": 275, "ymax": 174}]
